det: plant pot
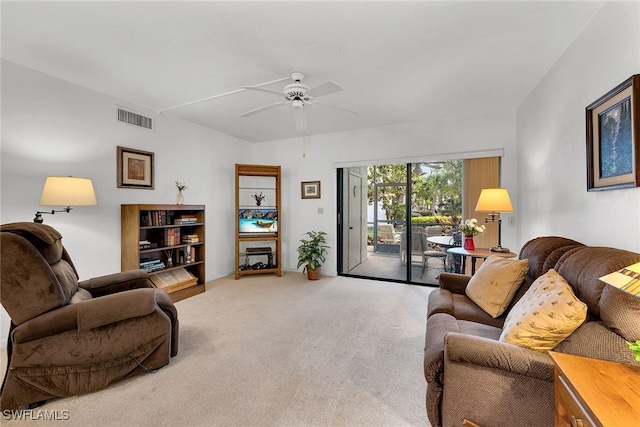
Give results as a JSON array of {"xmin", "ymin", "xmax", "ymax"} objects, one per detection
[{"xmin": 305, "ymin": 265, "xmax": 321, "ymax": 280}]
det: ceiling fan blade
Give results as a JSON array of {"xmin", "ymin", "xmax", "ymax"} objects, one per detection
[
  {"xmin": 307, "ymin": 81, "xmax": 343, "ymax": 98},
  {"xmin": 242, "ymin": 86, "xmax": 285, "ymax": 97},
  {"xmin": 312, "ymin": 101, "xmax": 358, "ymax": 117},
  {"xmin": 293, "ymin": 107, "xmax": 307, "ymax": 131},
  {"xmin": 240, "ymin": 101, "xmax": 287, "ymax": 117}
]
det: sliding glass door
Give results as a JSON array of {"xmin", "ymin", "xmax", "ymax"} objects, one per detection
[{"xmin": 338, "ymin": 160, "xmax": 463, "ymax": 285}]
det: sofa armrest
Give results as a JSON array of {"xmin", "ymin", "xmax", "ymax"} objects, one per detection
[
  {"xmin": 444, "ymin": 332, "xmax": 554, "ymax": 381},
  {"xmin": 12, "ymin": 304, "xmax": 79, "ymax": 344},
  {"xmin": 79, "ymin": 269, "xmax": 150, "ymax": 297},
  {"xmin": 76, "ymin": 288, "xmax": 157, "ymax": 330},
  {"xmin": 441, "ymin": 332, "xmax": 556, "ymax": 426},
  {"xmin": 438, "ymin": 272, "xmax": 471, "ymax": 294},
  {"xmin": 12, "ymin": 288, "xmax": 159, "ymax": 343}
]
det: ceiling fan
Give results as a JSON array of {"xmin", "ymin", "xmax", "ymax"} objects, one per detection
[
  {"xmin": 241, "ymin": 71, "xmax": 357, "ymax": 131},
  {"xmin": 413, "ymin": 162, "xmax": 446, "ymax": 175}
]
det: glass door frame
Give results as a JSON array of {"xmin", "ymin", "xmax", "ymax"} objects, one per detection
[{"xmin": 337, "ymin": 164, "xmax": 422, "ymax": 285}]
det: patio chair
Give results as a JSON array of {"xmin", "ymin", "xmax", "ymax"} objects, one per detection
[
  {"xmin": 446, "ymin": 231, "xmax": 463, "ymax": 273},
  {"xmin": 420, "ymin": 232, "xmax": 447, "ymax": 278},
  {"xmin": 378, "ymin": 223, "xmax": 399, "ymax": 243}
]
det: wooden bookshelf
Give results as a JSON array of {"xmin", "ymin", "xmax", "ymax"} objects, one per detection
[
  {"xmin": 121, "ymin": 204, "xmax": 205, "ymax": 302},
  {"xmin": 235, "ymin": 164, "xmax": 281, "ymax": 279}
]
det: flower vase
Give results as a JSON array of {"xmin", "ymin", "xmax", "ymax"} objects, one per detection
[
  {"xmin": 176, "ymin": 190, "xmax": 184, "ymax": 205},
  {"xmin": 463, "ymin": 235, "xmax": 475, "ymax": 251}
]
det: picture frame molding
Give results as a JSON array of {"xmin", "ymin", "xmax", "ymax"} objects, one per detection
[
  {"xmin": 301, "ymin": 181, "xmax": 321, "ymax": 199},
  {"xmin": 117, "ymin": 146, "xmax": 155, "ymax": 189},
  {"xmin": 586, "ymin": 74, "xmax": 640, "ymax": 191}
]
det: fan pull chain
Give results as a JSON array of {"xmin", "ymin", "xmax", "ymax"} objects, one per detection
[{"xmin": 302, "ymin": 127, "xmax": 306, "ymax": 157}]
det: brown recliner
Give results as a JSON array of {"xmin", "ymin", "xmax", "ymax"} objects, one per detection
[{"xmin": 0, "ymin": 222, "xmax": 179, "ymax": 410}]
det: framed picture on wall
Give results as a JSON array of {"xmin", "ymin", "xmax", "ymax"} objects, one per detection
[
  {"xmin": 301, "ymin": 181, "xmax": 321, "ymax": 199},
  {"xmin": 117, "ymin": 146, "xmax": 155, "ymax": 189},
  {"xmin": 586, "ymin": 74, "xmax": 640, "ymax": 191}
]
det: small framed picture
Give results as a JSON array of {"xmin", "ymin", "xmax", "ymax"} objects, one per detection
[
  {"xmin": 117, "ymin": 146, "xmax": 155, "ymax": 189},
  {"xmin": 301, "ymin": 181, "xmax": 321, "ymax": 199},
  {"xmin": 586, "ymin": 74, "xmax": 639, "ymax": 191}
]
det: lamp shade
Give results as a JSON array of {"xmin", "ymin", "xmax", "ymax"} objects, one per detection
[
  {"xmin": 475, "ymin": 188, "xmax": 513, "ymax": 213},
  {"xmin": 39, "ymin": 176, "xmax": 98, "ymax": 207}
]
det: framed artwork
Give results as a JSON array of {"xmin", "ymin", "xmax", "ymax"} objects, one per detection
[
  {"xmin": 117, "ymin": 146, "xmax": 155, "ymax": 189},
  {"xmin": 586, "ymin": 74, "xmax": 640, "ymax": 191},
  {"xmin": 301, "ymin": 181, "xmax": 321, "ymax": 199}
]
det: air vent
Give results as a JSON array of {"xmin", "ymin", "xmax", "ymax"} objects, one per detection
[{"xmin": 115, "ymin": 106, "xmax": 154, "ymax": 131}]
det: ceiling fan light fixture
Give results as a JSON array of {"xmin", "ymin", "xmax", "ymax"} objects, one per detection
[{"xmin": 292, "ymin": 99, "xmax": 304, "ymax": 109}]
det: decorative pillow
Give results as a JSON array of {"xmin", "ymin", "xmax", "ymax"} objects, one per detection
[
  {"xmin": 465, "ymin": 255, "xmax": 530, "ymax": 318},
  {"xmin": 499, "ymin": 268, "xmax": 587, "ymax": 352}
]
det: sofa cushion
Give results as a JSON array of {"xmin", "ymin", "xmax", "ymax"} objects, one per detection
[
  {"xmin": 554, "ymin": 321, "xmax": 640, "ymax": 367},
  {"xmin": 500, "ymin": 269, "xmax": 587, "ymax": 352},
  {"xmin": 465, "ymin": 255, "xmax": 529, "ymax": 318},
  {"xmin": 599, "ymin": 284, "xmax": 640, "ymax": 342}
]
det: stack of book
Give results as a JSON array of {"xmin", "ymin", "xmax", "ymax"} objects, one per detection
[
  {"xmin": 139, "ymin": 240, "xmax": 158, "ymax": 250},
  {"xmin": 174, "ymin": 215, "xmax": 198, "ymax": 225},
  {"xmin": 140, "ymin": 259, "xmax": 165, "ymax": 272},
  {"xmin": 182, "ymin": 234, "xmax": 199, "ymax": 243},
  {"xmin": 149, "ymin": 268, "xmax": 198, "ymax": 293}
]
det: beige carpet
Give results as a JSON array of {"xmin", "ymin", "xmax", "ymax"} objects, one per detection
[{"xmin": 0, "ymin": 273, "xmax": 433, "ymax": 426}]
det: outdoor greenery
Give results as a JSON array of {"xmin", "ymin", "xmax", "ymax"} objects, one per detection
[
  {"xmin": 367, "ymin": 160, "xmax": 462, "ymax": 223},
  {"xmin": 628, "ymin": 340, "xmax": 640, "ymax": 362}
]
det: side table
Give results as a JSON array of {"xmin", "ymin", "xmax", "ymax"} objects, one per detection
[
  {"xmin": 550, "ymin": 351, "xmax": 640, "ymax": 426},
  {"xmin": 447, "ymin": 247, "xmax": 516, "ymax": 275}
]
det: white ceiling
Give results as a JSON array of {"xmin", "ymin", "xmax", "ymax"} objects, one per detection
[{"xmin": 1, "ymin": 1, "xmax": 604, "ymax": 143}]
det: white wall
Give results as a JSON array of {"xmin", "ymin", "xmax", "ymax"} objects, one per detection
[
  {"xmin": 252, "ymin": 109, "xmax": 519, "ymax": 276},
  {"xmin": 0, "ymin": 60, "xmax": 252, "ymax": 345},
  {"xmin": 516, "ymin": 0, "xmax": 640, "ymax": 251}
]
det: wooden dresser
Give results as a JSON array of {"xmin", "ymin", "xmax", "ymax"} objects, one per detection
[{"xmin": 550, "ymin": 351, "xmax": 640, "ymax": 426}]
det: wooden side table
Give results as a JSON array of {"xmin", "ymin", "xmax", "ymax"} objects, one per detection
[
  {"xmin": 550, "ymin": 351, "xmax": 640, "ymax": 426},
  {"xmin": 447, "ymin": 247, "xmax": 516, "ymax": 275}
]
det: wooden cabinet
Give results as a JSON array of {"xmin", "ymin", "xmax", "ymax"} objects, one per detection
[
  {"xmin": 550, "ymin": 351, "xmax": 640, "ymax": 427},
  {"xmin": 235, "ymin": 164, "xmax": 281, "ymax": 279},
  {"xmin": 121, "ymin": 204, "xmax": 205, "ymax": 302}
]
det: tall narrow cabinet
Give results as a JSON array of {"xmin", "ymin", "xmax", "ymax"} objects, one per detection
[
  {"xmin": 121, "ymin": 204, "xmax": 205, "ymax": 302},
  {"xmin": 235, "ymin": 164, "xmax": 281, "ymax": 279}
]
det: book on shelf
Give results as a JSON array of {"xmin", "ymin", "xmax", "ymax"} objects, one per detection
[
  {"xmin": 174, "ymin": 215, "xmax": 198, "ymax": 225},
  {"xmin": 182, "ymin": 235, "xmax": 199, "ymax": 243},
  {"xmin": 162, "ymin": 227, "xmax": 181, "ymax": 246},
  {"xmin": 178, "ymin": 245, "xmax": 196, "ymax": 264},
  {"xmin": 140, "ymin": 259, "xmax": 165, "ymax": 272},
  {"xmin": 149, "ymin": 268, "xmax": 197, "ymax": 293},
  {"xmin": 140, "ymin": 242, "xmax": 158, "ymax": 250}
]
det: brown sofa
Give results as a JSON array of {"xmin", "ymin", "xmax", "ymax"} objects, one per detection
[
  {"xmin": 424, "ymin": 236, "xmax": 640, "ymax": 427},
  {"xmin": 1, "ymin": 222, "xmax": 179, "ymax": 410}
]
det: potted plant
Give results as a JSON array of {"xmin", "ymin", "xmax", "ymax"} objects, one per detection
[{"xmin": 297, "ymin": 231, "xmax": 329, "ymax": 280}]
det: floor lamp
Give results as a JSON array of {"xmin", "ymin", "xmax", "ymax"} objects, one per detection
[
  {"xmin": 475, "ymin": 188, "xmax": 513, "ymax": 253},
  {"xmin": 34, "ymin": 176, "xmax": 98, "ymax": 223}
]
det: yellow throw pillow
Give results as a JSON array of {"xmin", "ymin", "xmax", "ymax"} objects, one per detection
[
  {"xmin": 465, "ymin": 255, "xmax": 530, "ymax": 318},
  {"xmin": 499, "ymin": 268, "xmax": 587, "ymax": 352}
]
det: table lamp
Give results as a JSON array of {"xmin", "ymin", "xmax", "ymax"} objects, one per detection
[
  {"xmin": 34, "ymin": 176, "xmax": 98, "ymax": 223},
  {"xmin": 475, "ymin": 188, "xmax": 513, "ymax": 253}
]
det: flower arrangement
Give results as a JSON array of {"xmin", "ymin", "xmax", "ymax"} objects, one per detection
[
  {"xmin": 460, "ymin": 218, "xmax": 486, "ymax": 236},
  {"xmin": 175, "ymin": 180, "xmax": 188, "ymax": 191}
]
